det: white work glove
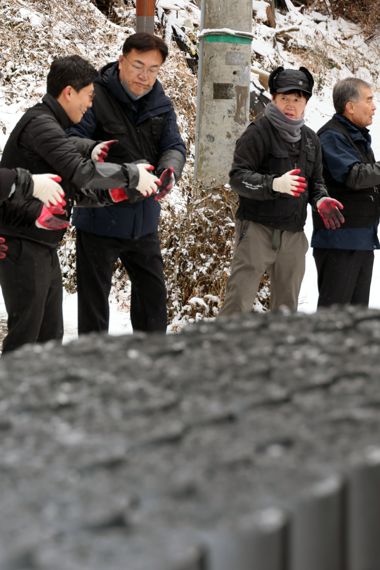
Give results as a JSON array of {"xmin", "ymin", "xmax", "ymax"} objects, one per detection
[
  {"xmin": 136, "ymin": 164, "xmax": 160, "ymax": 197},
  {"xmin": 91, "ymin": 139, "xmax": 118, "ymax": 162},
  {"xmin": 272, "ymin": 168, "xmax": 307, "ymax": 198},
  {"xmin": 32, "ymin": 174, "xmax": 65, "ymax": 206}
]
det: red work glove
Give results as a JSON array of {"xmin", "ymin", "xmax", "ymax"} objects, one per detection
[
  {"xmin": 0, "ymin": 237, "xmax": 8, "ymax": 260},
  {"xmin": 109, "ymin": 188, "xmax": 128, "ymax": 203},
  {"xmin": 272, "ymin": 168, "xmax": 307, "ymax": 198},
  {"xmin": 154, "ymin": 167, "xmax": 175, "ymax": 201},
  {"xmin": 317, "ymin": 197, "xmax": 345, "ymax": 230},
  {"xmin": 35, "ymin": 200, "xmax": 70, "ymax": 230},
  {"xmin": 91, "ymin": 140, "xmax": 118, "ymax": 162}
]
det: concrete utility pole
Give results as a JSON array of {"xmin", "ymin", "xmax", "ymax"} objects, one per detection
[
  {"xmin": 194, "ymin": 0, "xmax": 253, "ymax": 188},
  {"xmin": 136, "ymin": 0, "xmax": 155, "ymax": 34}
]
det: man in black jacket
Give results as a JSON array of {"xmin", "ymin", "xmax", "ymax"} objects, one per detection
[
  {"xmin": 312, "ymin": 77, "xmax": 379, "ymax": 307},
  {"xmin": 0, "ymin": 55, "xmax": 159, "ymax": 353},
  {"xmin": 219, "ymin": 66, "xmax": 344, "ymax": 316},
  {"xmin": 69, "ymin": 33, "xmax": 186, "ymax": 336}
]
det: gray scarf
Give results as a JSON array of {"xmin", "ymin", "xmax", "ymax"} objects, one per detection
[{"xmin": 264, "ymin": 102, "xmax": 304, "ymax": 143}]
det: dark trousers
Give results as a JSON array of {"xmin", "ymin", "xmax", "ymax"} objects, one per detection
[
  {"xmin": 0, "ymin": 237, "xmax": 63, "ymax": 353},
  {"xmin": 313, "ymin": 248, "xmax": 374, "ymax": 308},
  {"xmin": 76, "ymin": 229, "xmax": 167, "ymax": 335}
]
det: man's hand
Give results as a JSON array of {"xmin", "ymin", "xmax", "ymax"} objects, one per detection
[
  {"xmin": 32, "ymin": 174, "xmax": 65, "ymax": 206},
  {"xmin": 136, "ymin": 164, "xmax": 160, "ymax": 197},
  {"xmin": 154, "ymin": 167, "xmax": 175, "ymax": 201},
  {"xmin": 0, "ymin": 237, "xmax": 8, "ymax": 260},
  {"xmin": 91, "ymin": 140, "xmax": 118, "ymax": 162},
  {"xmin": 272, "ymin": 169, "xmax": 307, "ymax": 197},
  {"xmin": 35, "ymin": 201, "xmax": 70, "ymax": 231},
  {"xmin": 317, "ymin": 197, "xmax": 345, "ymax": 230}
]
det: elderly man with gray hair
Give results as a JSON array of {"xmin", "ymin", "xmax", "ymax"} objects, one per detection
[{"xmin": 312, "ymin": 77, "xmax": 379, "ymax": 308}]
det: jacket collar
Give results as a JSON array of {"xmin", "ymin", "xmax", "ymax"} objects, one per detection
[
  {"xmin": 334, "ymin": 113, "xmax": 371, "ymax": 144},
  {"xmin": 41, "ymin": 93, "xmax": 74, "ymax": 129}
]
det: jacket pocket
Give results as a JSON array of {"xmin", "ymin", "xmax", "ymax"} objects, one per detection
[{"xmin": 235, "ymin": 219, "xmax": 249, "ymax": 247}]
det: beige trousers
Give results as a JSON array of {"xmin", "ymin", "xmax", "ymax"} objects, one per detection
[{"xmin": 219, "ymin": 220, "xmax": 309, "ymax": 315}]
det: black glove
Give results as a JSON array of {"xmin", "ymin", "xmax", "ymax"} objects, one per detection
[{"xmin": 154, "ymin": 167, "xmax": 175, "ymax": 201}]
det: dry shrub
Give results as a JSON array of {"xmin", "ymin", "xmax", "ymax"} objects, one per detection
[
  {"xmin": 332, "ymin": 0, "xmax": 380, "ymax": 33},
  {"xmin": 160, "ymin": 184, "xmax": 237, "ymax": 327},
  {"xmin": 301, "ymin": 0, "xmax": 380, "ymax": 34},
  {"xmin": 159, "ymin": 185, "xmax": 271, "ymax": 328}
]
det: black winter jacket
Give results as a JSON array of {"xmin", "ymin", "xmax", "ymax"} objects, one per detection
[
  {"xmin": 70, "ymin": 62, "xmax": 186, "ymax": 240},
  {"xmin": 313, "ymin": 115, "xmax": 380, "ymax": 230},
  {"xmin": 0, "ymin": 168, "xmax": 38, "ymax": 209},
  {"xmin": 229, "ymin": 116, "xmax": 328, "ymax": 232},
  {"xmin": 0, "ymin": 168, "xmax": 17, "ymax": 202},
  {"xmin": 0, "ymin": 94, "xmax": 139, "ymax": 247}
]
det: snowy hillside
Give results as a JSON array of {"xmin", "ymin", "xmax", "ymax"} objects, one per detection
[{"xmin": 1, "ymin": 0, "xmax": 380, "ymax": 337}]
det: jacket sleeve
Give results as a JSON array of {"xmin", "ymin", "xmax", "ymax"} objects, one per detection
[
  {"xmin": 0, "ymin": 168, "xmax": 42, "ymax": 226},
  {"xmin": 20, "ymin": 115, "xmax": 136, "ymax": 195},
  {"xmin": 0, "ymin": 168, "xmax": 17, "ymax": 202},
  {"xmin": 307, "ymin": 136, "xmax": 329, "ymax": 207},
  {"xmin": 69, "ymin": 135, "xmax": 97, "ymax": 157},
  {"xmin": 229, "ymin": 123, "xmax": 278, "ymax": 201},
  {"xmin": 74, "ymin": 163, "xmax": 141, "ymax": 207},
  {"xmin": 156, "ymin": 107, "xmax": 186, "ymax": 181},
  {"xmin": 345, "ymin": 162, "xmax": 380, "ymax": 189}
]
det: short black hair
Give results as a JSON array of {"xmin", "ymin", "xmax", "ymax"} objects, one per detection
[
  {"xmin": 46, "ymin": 55, "xmax": 98, "ymax": 98},
  {"xmin": 122, "ymin": 33, "xmax": 168, "ymax": 63}
]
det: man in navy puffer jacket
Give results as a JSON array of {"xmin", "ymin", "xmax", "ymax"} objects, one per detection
[{"xmin": 70, "ymin": 33, "xmax": 186, "ymax": 335}]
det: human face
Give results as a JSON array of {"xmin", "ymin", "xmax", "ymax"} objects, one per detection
[
  {"xmin": 345, "ymin": 85, "xmax": 376, "ymax": 128},
  {"xmin": 118, "ymin": 48, "xmax": 163, "ymax": 97},
  {"xmin": 61, "ymin": 83, "xmax": 95, "ymax": 124},
  {"xmin": 272, "ymin": 92, "xmax": 308, "ymax": 120}
]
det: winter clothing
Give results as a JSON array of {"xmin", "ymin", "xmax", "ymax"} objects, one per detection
[
  {"xmin": 0, "ymin": 168, "xmax": 33, "ymax": 203},
  {"xmin": 311, "ymin": 114, "xmax": 380, "ymax": 307},
  {"xmin": 268, "ymin": 66, "xmax": 314, "ymax": 97},
  {"xmin": 0, "ymin": 169, "xmax": 17, "ymax": 201},
  {"xmin": 220, "ymin": 219, "xmax": 308, "ymax": 314},
  {"xmin": 0, "ymin": 237, "xmax": 63, "ymax": 353},
  {"xmin": 76, "ymin": 230, "xmax": 166, "ymax": 334},
  {"xmin": 69, "ymin": 61, "xmax": 186, "ymax": 334},
  {"xmin": 313, "ymin": 115, "xmax": 379, "ymax": 231},
  {"xmin": 219, "ymin": 110, "xmax": 329, "ymax": 315},
  {"xmin": 264, "ymin": 102, "xmax": 304, "ymax": 143},
  {"xmin": 0, "ymin": 93, "xmax": 139, "ymax": 353},
  {"xmin": 0, "ymin": 94, "xmax": 142, "ymax": 248},
  {"xmin": 230, "ymin": 115, "xmax": 327, "ymax": 232},
  {"xmin": 70, "ymin": 62, "xmax": 186, "ymax": 240},
  {"xmin": 313, "ymin": 248, "xmax": 374, "ymax": 307}
]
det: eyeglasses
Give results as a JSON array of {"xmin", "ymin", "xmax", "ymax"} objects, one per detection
[{"xmin": 123, "ymin": 57, "xmax": 161, "ymax": 78}]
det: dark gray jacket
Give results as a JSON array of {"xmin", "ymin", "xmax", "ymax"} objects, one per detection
[{"xmin": 230, "ymin": 116, "xmax": 328, "ymax": 232}]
